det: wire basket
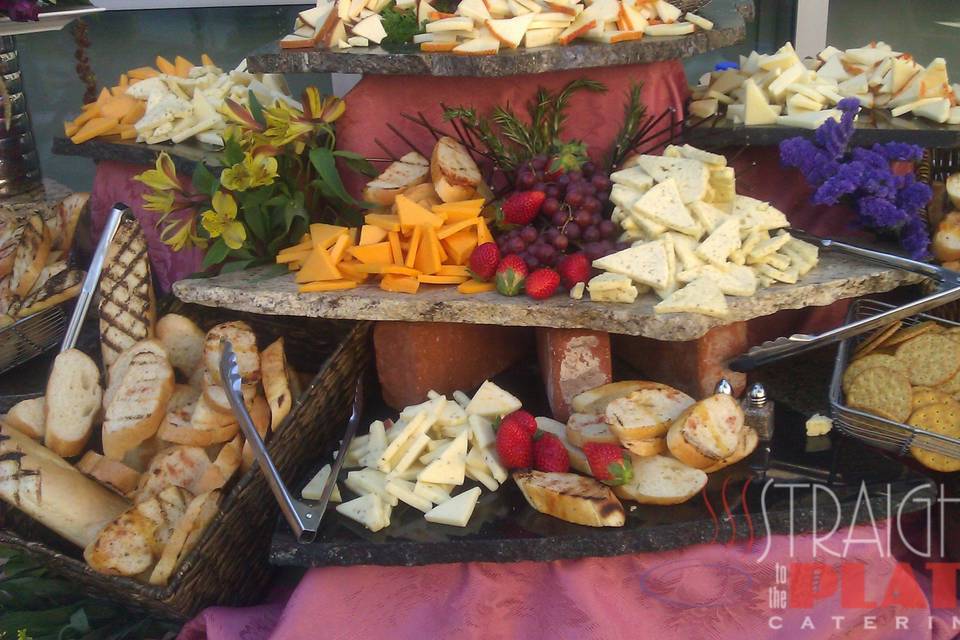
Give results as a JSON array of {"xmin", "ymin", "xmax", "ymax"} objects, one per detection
[
  {"xmin": 0, "ymin": 305, "xmax": 66, "ymax": 375},
  {"xmin": 830, "ymin": 298, "xmax": 960, "ymax": 460}
]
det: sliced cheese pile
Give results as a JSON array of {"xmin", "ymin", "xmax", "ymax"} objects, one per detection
[
  {"xmin": 591, "ymin": 144, "xmax": 820, "ymax": 316},
  {"xmin": 691, "ymin": 41, "xmax": 960, "ymax": 127},
  {"xmin": 281, "ymin": 0, "xmax": 712, "ymax": 55},
  {"xmin": 64, "ymin": 55, "xmax": 296, "ymax": 147},
  {"xmin": 319, "ymin": 381, "xmax": 521, "ymax": 531}
]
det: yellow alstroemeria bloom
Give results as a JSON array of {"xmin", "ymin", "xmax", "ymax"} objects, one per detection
[
  {"xmin": 220, "ymin": 152, "xmax": 279, "ymax": 192},
  {"xmin": 161, "ymin": 219, "xmax": 195, "ymax": 252},
  {"xmin": 134, "ymin": 152, "xmax": 181, "ymax": 192},
  {"xmin": 201, "ymin": 191, "xmax": 247, "ymax": 250},
  {"xmin": 142, "ymin": 190, "xmax": 175, "ymax": 215}
]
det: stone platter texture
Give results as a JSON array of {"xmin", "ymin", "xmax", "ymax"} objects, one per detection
[
  {"xmin": 52, "ymin": 136, "xmax": 219, "ymax": 175},
  {"xmin": 173, "ymin": 252, "xmax": 923, "ymax": 341},
  {"xmin": 245, "ymin": 0, "xmax": 753, "ymax": 77}
]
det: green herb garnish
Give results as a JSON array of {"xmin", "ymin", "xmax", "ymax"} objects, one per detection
[{"xmin": 380, "ymin": 2, "xmax": 421, "ymax": 45}]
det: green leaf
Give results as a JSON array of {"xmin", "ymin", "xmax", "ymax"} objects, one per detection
[
  {"xmin": 309, "ymin": 147, "xmax": 355, "ymax": 206},
  {"xmin": 248, "ymin": 90, "xmax": 266, "ymax": 127},
  {"xmin": 251, "ymin": 263, "xmax": 289, "ymax": 281},
  {"xmin": 220, "ymin": 259, "xmax": 254, "ymax": 273},
  {"xmin": 244, "ymin": 204, "xmax": 269, "ymax": 242},
  {"xmin": 191, "ymin": 163, "xmax": 219, "ymax": 197},
  {"xmin": 333, "ymin": 150, "xmax": 378, "ymax": 177},
  {"xmin": 223, "ymin": 135, "xmax": 244, "ymax": 166},
  {"xmin": 202, "ymin": 238, "xmax": 230, "ymax": 269},
  {"xmin": 282, "ymin": 197, "xmax": 307, "ymax": 234}
]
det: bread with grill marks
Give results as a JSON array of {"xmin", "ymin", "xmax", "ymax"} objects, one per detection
[{"xmin": 102, "ymin": 347, "xmax": 174, "ymax": 460}]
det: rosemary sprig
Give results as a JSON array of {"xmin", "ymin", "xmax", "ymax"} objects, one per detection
[{"xmin": 606, "ymin": 82, "xmax": 648, "ymax": 171}]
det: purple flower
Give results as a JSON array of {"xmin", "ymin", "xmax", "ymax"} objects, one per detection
[
  {"xmin": 900, "ymin": 215, "xmax": 931, "ymax": 260},
  {"xmin": 873, "ymin": 142, "xmax": 924, "ymax": 163},
  {"xmin": 896, "ymin": 178, "xmax": 932, "ymax": 215},
  {"xmin": 0, "ymin": 0, "xmax": 39, "ymax": 21},
  {"xmin": 856, "ymin": 196, "xmax": 908, "ymax": 229}
]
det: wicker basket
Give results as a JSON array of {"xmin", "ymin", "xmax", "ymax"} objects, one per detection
[
  {"xmin": 0, "ymin": 303, "xmax": 372, "ymax": 620},
  {"xmin": 920, "ymin": 148, "xmax": 960, "ymax": 322}
]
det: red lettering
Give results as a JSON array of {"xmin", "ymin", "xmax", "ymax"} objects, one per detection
[
  {"xmin": 841, "ymin": 562, "xmax": 878, "ymax": 609},
  {"xmin": 880, "ymin": 563, "xmax": 926, "ymax": 608},
  {"xmin": 789, "ymin": 562, "xmax": 838, "ymax": 608},
  {"xmin": 927, "ymin": 563, "xmax": 960, "ymax": 609}
]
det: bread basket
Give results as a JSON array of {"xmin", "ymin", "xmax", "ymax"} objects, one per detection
[{"xmin": 0, "ymin": 301, "xmax": 372, "ymax": 620}]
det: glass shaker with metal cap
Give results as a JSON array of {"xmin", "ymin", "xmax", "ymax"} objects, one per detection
[{"xmin": 743, "ymin": 383, "xmax": 774, "ymax": 440}]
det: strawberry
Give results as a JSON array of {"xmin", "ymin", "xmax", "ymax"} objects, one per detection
[
  {"xmin": 557, "ymin": 253, "xmax": 591, "ymax": 290},
  {"xmin": 583, "ymin": 443, "xmax": 633, "ymax": 485},
  {"xmin": 469, "ymin": 242, "xmax": 501, "ymax": 281},
  {"xmin": 499, "ymin": 410, "xmax": 538, "ymax": 436},
  {"xmin": 495, "ymin": 255, "xmax": 528, "ymax": 296},
  {"xmin": 501, "ymin": 191, "xmax": 545, "ymax": 226},
  {"xmin": 496, "ymin": 420, "xmax": 533, "ymax": 469},
  {"xmin": 533, "ymin": 433, "xmax": 570, "ymax": 472},
  {"xmin": 525, "ymin": 268, "xmax": 561, "ymax": 300}
]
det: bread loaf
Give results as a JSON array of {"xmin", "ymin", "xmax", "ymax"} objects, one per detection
[
  {"xmin": 98, "ymin": 219, "xmax": 155, "ymax": 367},
  {"xmin": 102, "ymin": 347, "xmax": 174, "ymax": 460},
  {"xmin": 44, "ymin": 349, "xmax": 103, "ymax": 458},
  {"xmin": 6, "ymin": 396, "xmax": 45, "ymax": 439}
]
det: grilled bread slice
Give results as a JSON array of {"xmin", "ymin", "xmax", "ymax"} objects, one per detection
[
  {"xmin": 16, "ymin": 266, "xmax": 83, "ymax": 318},
  {"xmin": 362, "ymin": 151, "xmax": 430, "ymax": 206},
  {"xmin": 431, "ymin": 136, "xmax": 482, "ymax": 202},
  {"xmin": 44, "ymin": 349, "xmax": 103, "ymax": 457},
  {"xmin": 149, "ymin": 489, "xmax": 220, "ymax": 586},
  {"xmin": 156, "ymin": 313, "xmax": 205, "ymax": 376},
  {"xmin": 203, "ymin": 321, "xmax": 260, "ymax": 385},
  {"xmin": 76, "ymin": 450, "xmax": 141, "ymax": 496},
  {"xmin": 565, "ymin": 413, "xmax": 618, "ymax": 447},
  {"xmin": 11, "ymin": 214, "xmax": 51, "ymax": 298},
  {"xmin": 571, "ymin": 380, "xmax": 650, "ymax": 414},
  {"xmin": 513, "ymin": 470, "xmax": 625, "ymax": 527},
  {"xmin": 158, "ymin": 401, "xmax": 239, "ymax": 447},
  {"xmin": 202, "ymin": 369, "xmax": 257, "ymax": 414},
  {"xmin": 667, "ymin": 393, "xmax": 746, "ymax": 469},
  {"xmin": 98, "ymin": 219, "xmax": 156, "ymax": 368},
  {"xmin": 136, "ymin": 445, "xmax": 212, "ymax": 501},
  {"xmin": 54, "ymin": 192, "xmax": 89, "ymax": 253},
  {"xmin": 621, "ymin": 436, "xmax": 667, "ymax": 457},
  {"xmin": 604, "ymin": 385, "xmax": 695, "ymax": 441},
  {"xmin": 195, "ymin": 434, "xmax": 243, "ymax": 493},
  {"xmin": 703, "ymin": 427, "xmax": 759, "ymax": 473},
  {"xmin": 261, "ymin": 338, "xmax": 292, "ymax": 431},
  {"xmin": 85, "ymin": 503, "xmax": 160, "ymax": 576},
  {"xmin": 613, "ymin": 454, "xmax": 708, "ymax": 505},
  {"xmin": 168, "ymin": 383, "xmax": 200, "ymax": 412},
  {"xmin": 0, "ymin": 221, "xmax": 23, "ymax": 278},
  {"xmin": 102, "ymin": 348, "xmax": 174, "ymax": 461},
  {"xmin": 135, "ymin": 485, "xmax": 191, "ymax": 554},
  {"xmin": 5, "ymin": 396, "xmax": 45, "ymax": 440},
  {"xmin": 103, "ymin": 340, "xmax": 168, "ymax": 414}
]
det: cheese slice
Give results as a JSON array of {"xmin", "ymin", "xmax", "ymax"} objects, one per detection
[
  {"xmin": 358, "ymin": 420, "xmax": 388, "ymax": 467},
  {"xmin": 668, "ymin": 232, "xmax": 704, "ymax": 271},
  {"xmin": 469, "ymin": 414, "xmax": 496, "ymax": 449},
  {"xmin": 479, "ymin": 446, "xmax": 508, "ymax": 483},
  {"xmin": 689, "ymin": 200, "xmax": 729, "ymax": 234},
  {"xmin": 644, "ymin": 22, "xmax": 693, "ymax": 36},
  {"xmin": 696, "ymin": 216, "xmax": 741, "ymax": 267},
  {"xmin": 386, "ymin": 479, "xmax": 434, "ymax": 512},
  {"xmin": 465, "ymin": 380, "xmax": 522, "ymax": 418},
  {"xmin": 610, "ymin": 166, "xmax": 654, "ymax": 193},
  {"xmin": 301, "ymin": 464, "xmax": 342, "ymax": 502},
  {"xmin": 743, "ymin": 78, "xmax": 778, "ymax": 125},
  {"xmin": 587, "ymin": 271, "xmax": 633, "ymax": 293},
  {"xmin": 457, "ymin": 0, "xmax": 491, "ymax": 20},
  {"xmin": 486, "ymin": 13, "xmax": 535, "ymax": 48},
  {"xmin": 414, "ymin": 480, "xmax": 452, "ymax": 504},
  {"xmin": 767, "ymin": 62, "xmax": 805, "ymax": 100},
  {"xmin": 345, "ymin": 469, "xmax": 398, "ymax": 506},
  {"xmin": 387, "ymin": 433, "xmax": 432, "ymax": 478},
  {"xmin": 377, "ymin": 410, "xmax": 431, "ymax": 472},
  {"xmin": 593, "ymin": 238, "xmax": 669, "ymax": 289},
  {"xmin": 427, "ymin": 16, "xmax": 476, "ymax": 32},
  {"xmin": 634, "ymin": 156, "xmax": 708, "ymax": 204},
  {"xmin": 351, "ymin": 14, "xmax": 387, "ymax": 43},
  {"xmin": 438, "ymin": 400, "xmax": 468, "ymax": 428},
  {"xmin": 633, "ymin": 179, "xmax": 700, "ymax": 236},
  {"xmin": 654, "ymin": 277, "xmax": 729, "ymax": 318},
  {"xmin": 424, "ymin": 487, "xmax": 482, "ymax": 527},
  {"xmin": 418, "ymin": 430, "xmax": 468, "ymax": 484},
  {"xmin": 747, "ymin": 231, "xmax": 792, "ymax": 262},
  {"xmin": 336, "ymin": 494, "xmax": 388, "ymax": 531}
]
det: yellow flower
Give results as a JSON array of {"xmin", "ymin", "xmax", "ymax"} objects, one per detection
[
  {"xmin": 142, "ymin": 190, "xmax": 175, "ymax": 214},
  {"xmin": 134, "ymin": 152, "xmax": 181, "ymax": 192},
  {"xmin": 201, "ymin": 191, "xmax": 247, "ymax": 250},
  {"xmin": 302, "ymin": 88, "xmax": 345, "ymax": 124},
  {"xmin": 221, "ymin": 152, "xmax": 278, "ymax": 191},
  {"xmin": 161, "ymin": 220, "xmax": 194, "ymax": 251}
]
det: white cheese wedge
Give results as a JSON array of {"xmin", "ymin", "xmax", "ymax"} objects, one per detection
[
  {"xmin": 569, "ymin": 281, "xmax": 585, "ymax": 300},
  {"xmin": 634, "ymin": 156, "xmax": 709, "ymax": 204},
  {"xmin": 418, "ymin": 430, "xmax": 468, "ymax": 484},
  {"xmin": 469, "ymin": 414, "xmax": 496, "ymax": 449},
  {"xmin": 843, "ymin": 45, "xmax": 896, "ymax": 66},
  {"xmin": 480, "ymin": 446, "xmax": 508, "ymax": 483},
  {"xmin": 633, "ymin": 179, "xmax": 701, "ymax": 236},
  {"xmin": 352, "ymin": 14, "xmax": 387, "ymax": 43},
  {"xmin": 689, "ymin": 201, "xmax": 729, "ymax": 234},
  {"xmin": 427, "ymin": 16, "xmax": 476, "ymax": 32},
  {"xmin": 345, "ymin": 469, "xmax": 399, "ymax": 506},
  {"xmin": 386, "ymin": 479, "xmax": 434, "ymax": 513},
  {"xmin": 465, "ymin": 381, "xmax": 522, "ymax": 418},
  {"xmin": 743, "ymin": 78, "xmax": 778, "ymax": 126},
  {"xmin": 759, "ymin": 42, "xmax": 800, "ymax": 72},
  {"xmin": 644, "ymin": 22, "xmax": 694, "ymax": 36},
  {"xmin": 653, "ymin": 0, "xmax": 680, "ymax": 22},
  {"xmin": 767, "ymin": 62, "xmax": 805, "ymax": 100},
  {"xmin": 465, "ymin": 464, "xmax": 499, "ymax": 491},
  {"xmin": 776, "ymin": 109, "xmax": 842, "ymax": 129},
  {"xmin": 590, "ymin": 285, "xmax": 639, "ymax": 303},
  {"xmin": 347, "ymin": 36, "xmax": 370, "ymax": 46},
  {"xmin": 486, "ymin": 13, "xmax": 535, "ymax": 48},
  {"xmin": 387, "ymin": 433, "xmax": 432, "ymax": 478},
  {"xmin": 524, "ymin": 26, "xmax": 563, "ymax": 47},
  {"xmin": 377, "ymin": 410, "xmax": 431, "ymax": 472},
  {"xmin": 424, "ymin": 487, "xmax": 482, "ymax": 527},
  {"xmin": 695, "ymin": 216, "xmax": 741, "ymax": 267},
  {"xmin": 747, "ymin": 231, "xmax": 792, "ymax": 262},
  {"xmin": 680, "ymin": 144, "xmax": 726, "ymax": 167},
  {"xmin": 610, "ymin": 166, "xmax": 654, "ymax": 193},
  {"xmin": 437, "ymin": 401, "xmax": 468, "ymax": 428},
  {"xmin": 336, "ymin": 493, "xmax": 388, "ymax": 531},
  {"xmin": 418, "ymin": 0, "xmax": 436, "ymax": 23},
  {"xmin": 756, "ymin": 262, "xmax": 799, "ymax": 285},
  {"xmin": 302, "ymin": 464, "xmax": 342, "ymax": 502},
  {"xmin": 620, "ymin": 1, "xmax": 647, "ymax": 31},
  {"xmin": 358, "ymin": 420, "xmax": 388, "ymax": 468},
  {"xmin": 654, "ymin": 276, "xmax": 729, "ymax": 318},
  {"xmin": 668, "ymin": 232, "xmax": 704, "ymax": 271},
  {"xmin": 786, "ymin": 92, "xmax": 824, "ymax": 113},
  {"xmin": 414, "ymin": 480, "xmax": 452, "ymax": 504},
  {"xmin": 587, "ymin": 271, "xmax": 633, "ymax": 293},
  {"xmin": 453, "ymin": 36, "xmax": 501, "ymax": 55},
  {"xmin": 300, "ymin": 4, "xmax": 333, "ymax": 28},
  {"xmin": 684, "ymin": 12, "xmax": 712, "ymax": 30},
  {"xmin": 419, "ymin": 440, "xmax": 451, "ymax": 465},
  {"xmin": 593, "ymin": 238, "xmax": 670, "ymax": 289},
  {"xmin": 457, "ymin": 0, "xmax": 491, "ymax": 20},
  {"xmin": 897, "ymin": 97, "xmax": 951, "ymax": 123}
]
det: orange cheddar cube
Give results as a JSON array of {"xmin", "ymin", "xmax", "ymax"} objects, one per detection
[
  {"xmin": 201, "ymin": 53, "xmax": 216, "ymax": 67},
  {"xmin": 355, "ymin": 264, "xmax": 420, "ymax": 276},
  {"xmin": 404, "ymin": 225, "xmax": 423, "ymax": 269},
  {"xmin": 328, "ymin": 234, "xmax": 352, "ymax": 264},
  {"xmin": 380, "ymin": 274, "xmax": 420, "ymax": 294},
  {"xmin": 432, "ymin": 199, "xmax": 485, "ymax": 222},
  {"xmin": 128, "ymin": 66, "xmax": 159, "ymax": 80},
  {"xmin": 155, "ymin": 56, "xmax": 177, "ymax": 76},
  {"xmin": 396, "ymin": 195, "xmax": 444, "ymax": 232},
  {"xmin": 413, "ymin": 225, "xmax": 443, "ymax": 275},
  {"xmin": 174, "ymin": 55, "xmax": 194, "ymax": 77},
  {"xmin": 476, "ymin": 217, "xmax": 495, "ymax": 246},
  {"xmin": 276, "ymin": 249, "xmax": 312, "ymax": 264},
  {"xmin": 458, "ymin": 279, "xmax": 497, "ymax": 294},
  {"xmin": 337, "ymin": 262, "xmax": 370, "ymax": 283},
  {"xmin": 365, "ymin": 213, "xmax": 401, "ymax": 232},
  {"xmin": 359, "ymin": 224, "xmax": 388, "ymax": 246},
  {"xmin": 437, "ymin": 218, "xmax": 479, "ymax": 240},
  {"xmin": 441, "ymin": 228, "xmax": 478, "ymax": 266},
  {"xmin": 294, "ymin": 248, "xmax": 342, "ymax": 283},
  {"xmin": 419, "ymin": 274, "xmax": 470, "ymax": 284},
  {"xmin": 438, "ymin": 265, "xmax": 471, "ymax": 277},
  {"xmin": 71, "ymin": 117, "xmax": 120, "ymax": 144},
  {"xmin": 298, "ymin": 279, "xmax": 358, "ymax": 293},
  {"xmin": 309, "ymin": 223, "xmax": 348, "ymax": 249},
  {"xmin": 349, "ymin": 241, "xmax": 393, "ymax": 265},
  {"xmin": 387, "ymin": 231, "xmax": 404, "ymax": 265}
]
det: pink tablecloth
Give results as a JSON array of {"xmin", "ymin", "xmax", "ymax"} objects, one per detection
[{"xmin": 179, "ymin": 518, "xmax": 959, "ymax": 640}]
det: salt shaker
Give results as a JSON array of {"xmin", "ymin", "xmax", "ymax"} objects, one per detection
[
  {"xmin": 714, "ymin": 378, "xmax": 733, "ymax": 396},
  {"xmin": 743, "ymin": 382, "xmax": 774, "ymax": 440}
]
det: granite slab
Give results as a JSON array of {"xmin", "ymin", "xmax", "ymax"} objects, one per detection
[
  {"xmin": 173, "ymin": 252, "xmax": 923, "ymax": 341},
  {"xmin": 246, "ymin": 0, "xmax": 753, "ymax": 77},
  {"xmin": 52, "ymin": 136, "xmax": 220, "ymax": 174}
]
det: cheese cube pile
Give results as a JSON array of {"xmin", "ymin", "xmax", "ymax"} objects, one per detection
[
  {"xmin": 308, "ymin": 381, "xmax": 521, "ymax": 531},
  {"xmin": 279, "ymin": 195, "xmax": 496, "ymax": 295},
  {"xmin": 281, "ymin": 0, "xmax": 713, "ymax": 55},
  {"xmin": 691, "ymin": 41, "xmax": 960, "ymax": 127},
  {"xmin": 590, "ymin": 144, "xmax": 820, "ymax": 316},
  {"xmin": 64, "ymin": 55, "xmax": 297, "ymax": 147}
]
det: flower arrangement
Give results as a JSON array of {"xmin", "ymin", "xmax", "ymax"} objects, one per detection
[
  {"xmin": 136, "ymin": 87, "xmax": 374, "ymax": 274},
  {"xmin": 779, "ymin": 97, "xmax": 933, "ymax": 259}
]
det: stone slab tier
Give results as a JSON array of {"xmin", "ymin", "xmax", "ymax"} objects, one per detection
[
  {"xmin": 173, "ymin": 252, "xmax": 923, "ymax": 341},
  {"xmin": 52, "ymin": 136, "xmax": 218, "ymax": 175},
  {"xmin": 245, "ymin": 0, "xmax": 753, "ymax": 77}
]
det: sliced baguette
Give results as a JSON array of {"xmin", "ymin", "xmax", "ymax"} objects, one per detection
[
  {"xmin": 136, "ymin": 445, "xmax": 212, "ymax": 502},
  {"xmin": 156, "ymin": 313, "xmax": 205, "ymax": 376},
  {"xmin": 191, "ymin": 392, "xmax": 240, "ymax": 438},
  {"xmin": 703, "ymin": 427, "xmax": 758, "ymax": 473},
  {"xmin": 513, "ymin": 470, "xmax": 625, "ymax": 527},
  {"xmin": 84, "ymin": 508, "xmax": 158, "ymax": 576},
  {"xmin": 158, "ymin": 401, "xmax": 237, "ymax": 447},
  {"xmin": 571, "ymin": 380, "xmax": 650, "ymax": 414},
  {"xmin": 168, "ymin": 383, "xmax": 200, "ymax": 412},
  {"xmin": 55, "ymin": 192, "xmax": 89, "ymax": 253},
  {"xmin": 666, "ymin": 393, "xmax": 745, "ymax": 469},
  {"xmin": 604, "ymin": 385, "xmax": 694, "ymax": 441},
  {"xmin": 239, "ymin": 394, "xmax": 271, "ymax": 471},
  {"xmin": 121, "ymin": 435, "xmax": 168, "ymax": 473},
  {"xmin": 202, "ymin": 370, "xmax": 257, "ymax": 414},
  {"xmin": 194, "ymin": 434, "xmax": 243, "ymax": 493},
  {"xmin": 0, "ymin": 222, "xmax": 23, "ymax": 279},
  {"xmin": 362, "ymin": 151, "xmax": 430, "ymax": 206},
  {"xmin": 431, "ymin": 136, "xmax": 482, "ymax": 202},
  {"xmin": 612, "ymin": 454, "xmax": 707, "ymax": 505},
  {"xmin": 565, "ymin": 413, "xmax": 618, "ymax": 447},
  {"xmin": 5, "ymin": 396, "xmax": 45, "ymax": 439},
  {"xmin": 44, "ymin": 349, "xmax": 102, "ymax": 458},
  {"xmin": 102, "ymin": 349, "xmax": 174, "ymax": 461},
  {"xmin": 621, "ymin": 436, "xmax": 667, "ymax": 457},
  {"xmin": 137, "ymin": 485, "xmax": 191, "ymax": 554},
  {"xmin": 261, "ymin": 338, "xmax": 292, "ymax": 431},
  {"xmin": 11, "ymin": 214, "xmax": 51, "ymax": 298},
  {"xmin": 148, "ymin": 490, "xmax": 220, "ymax": 586},
  {"xmin": 98, "ymin": 219, "xmax": 155, "ymax": 368},
  {"xmin": 76, "ymin": 450, "xmax": 141, "ymax": 496},
  {"xmin": 203, "ymin": 321, "xmax": 260, "ymax": 385},
  {"xmin": 104, "ymin": 340, "xmax": 168, "ymax": 410},
  {"xmin": 16, "ymin": 267, "xmax": 83, "ymax": 318}
]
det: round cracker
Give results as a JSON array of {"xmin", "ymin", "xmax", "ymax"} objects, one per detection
[
  {"xmin": 846, "ymin": 366, "xmax": 912, "ymax": 423},
  {"xmin": 907, "ymin": 402, "xmax": 960, "ymax": 472},
  {"xmin": 842, "ymin": 354, "xmax": 907, "ymax": 393},
  {"xmin": 853, "ymin": 321, "xmax": 902, "ymax": 359},
  {"xmin": 942, "ymin": 368, "xmax": 960, "ymax": 396},
  {"xmin": 883, "ymin": 321, "xmax": 939, "ymax": 348},
  {"xmin": 911, "ymin": 387, "xmax": 954, "ymax": 412},
  {"xmin": 895, "ymin": 334, "xmax": 960, "ymax": 386}
]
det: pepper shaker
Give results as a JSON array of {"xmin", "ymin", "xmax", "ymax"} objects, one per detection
[
  {"xmin": 743, "ymin": 383, "xmax": 774, "ymax": 440},
  {"xmin": 714, "ymin": 378, "xmax": 733, "ymax": 396}
]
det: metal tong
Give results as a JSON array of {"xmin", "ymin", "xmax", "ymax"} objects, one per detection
[
  {"xmin": 728, "ymin": 231, "xmax": 960, "ymax": 372},
  {"xmin": 219, "ymin": 340, "xmax": 364, "ymax": 543}
]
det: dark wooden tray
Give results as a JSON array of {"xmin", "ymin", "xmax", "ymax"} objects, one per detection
[{"xmin": 52, "ymin": 136, "xmax": 219, "ymax": 174}]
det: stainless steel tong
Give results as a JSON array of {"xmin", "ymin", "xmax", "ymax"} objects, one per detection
[
  {"xmin": 728, "ymin": 232, "xmax": 960, "ymax": 372},
  {"xmin": 219, "ymin": 340, "xmax": 363, "ymax": 543}
]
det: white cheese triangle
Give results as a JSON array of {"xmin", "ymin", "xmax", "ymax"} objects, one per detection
[
  {"xmin": 695, "ymin": 216, "xmax": 741, "ymax": 266},
  {"xmin": 688, "ymin": 200, "xmax": 729, "ymax": 234},
  {"xmin": 424, "ymin": 487, "xmax": 482, "ymax": 527},
  {"xmin": 634, "ymin": 156, "xmax": 708, "ymax": 204},
  {"xmin": 593, "ymin": 238, "xmax": 669, "ymax": 289},
  {"xmin": 633, "ymin": 179, "xmax": 700, "ymax": 236},
  {"xmin": 744, "ymin": 78, "xmax": 778, "ymax": 125},
  {"xmin": 301, "ymin": 464, "xmax": 342, "ymax": 502},
  {"xmin": 418, "ymin": 430, "xmax": 468, "ymax": 484},
  {"xmin": 654, "ymin": 277, "xmax": 729, "ymax": 318},
  {"xmin": 336, "ymin": 493, "xmax": 387, "ymax": 531},
  {"xmin": 465, "ymin": 381, "xmax": 521, "ymax": 418}
]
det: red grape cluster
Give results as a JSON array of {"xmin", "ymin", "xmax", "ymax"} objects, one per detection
[{"xmin": 495, "ymin": 155, "xmax": 627, "ymax": 269}]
